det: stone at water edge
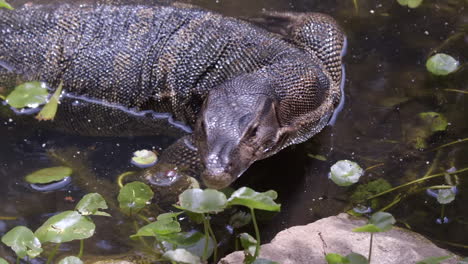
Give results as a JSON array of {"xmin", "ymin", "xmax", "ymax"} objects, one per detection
[{"xmin": 219, "ymin": 213, "xmax": 461, "ymax": 264}]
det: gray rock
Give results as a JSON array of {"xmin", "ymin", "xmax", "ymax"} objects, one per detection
[{"xmin": 219, "ymin": 213, "xmax": 460, "ymax": 264}]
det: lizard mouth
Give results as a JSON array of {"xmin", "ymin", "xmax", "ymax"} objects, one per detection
[{"xmin": 201, "ymin": 169, "xmax": 235, "ymax": 190}]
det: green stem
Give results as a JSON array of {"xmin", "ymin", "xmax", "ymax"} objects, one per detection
[
  {"xmin": 46, "ymin": 243, "xmax": 61, "ymax": 264},
  {"xmin": 16, "ymin": 256, "xmax": 19, "ymax": 264},
  {"xmin": 366, "ymin": 167, "xmax": 468, "ymax": 200},
  {"xmin": 207, "ymin": 218, "xmax": 218, "ymax": 262},
  {"xmin": 431, "ymin": 138, "xmax": 468, "ymax": 151},
  {"xmin": 441, "ymin": 204, "xmax": 445, "ymax": 219},
  {"xmin": 78, "ymin": 239, "xmax": 84, "ymax": 258},
  {"xmin": 368, "ymin": 233, "xmax": 373, "ymax": 263},
  {"xmin": 202, "ymin": 214, "xmax": 209, "ymax": 261},
  {"xmin": 378, "ymin": 195, "xmax": 402, "ymax": 212},
  {"xmin": 250, "ymin": 208, "xmax": 261, "ymax": 259}
]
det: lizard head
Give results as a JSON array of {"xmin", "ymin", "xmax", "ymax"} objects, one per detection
[{"xmin": 195, "ymin": 77, "xmax": 290, "ymax": 189}]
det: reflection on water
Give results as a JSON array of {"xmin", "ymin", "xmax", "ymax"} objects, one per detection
[{"xmin": 1, "ymin": 0, "xmax": 467, "ymax": 260}]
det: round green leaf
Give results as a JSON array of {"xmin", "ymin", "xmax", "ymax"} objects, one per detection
[
  {"xmin": 161, "ymin": 231, "xmax": 214, "ymax": 258},
  {"xmin": 131, "ymin": 149, "xmax": 158, "ymax": 167},
  {"xmin": 326, "ymin": 253, "xmax": 348, "ymax": 264},
  {"xmin": 418, "ymin": 112, "xmax": 448, "ymax": 132},
  {"xmin": 75, "ymin": 193, "xmax": 110, "ymax": 216},
  {"xmin": 163, "ymin": 248, "xmax": 202, "ymax": 264},
  {"xmin": 437, "ymin": 189, "xmax": 456, "ymax": 204},
  {"xmin": 178, "ymin": 188, "xmax": 227, "ymax": 214},
  {"xmin": 227, "ymin": 187, "xmax": 281, "ymax": 211},
  {"xmin": 330, "ymin": 160, "xmax": 363, "ymax": 187},
  {"xmin": 397, "ymin": 0, "xmax": 423, "ymax": 8},
  {"xmin": 35, "ymin": 211, "xmax": 95, "ymax": 243},
  {"xmin": 1, "ymin": 226, "xmax": 42, "ymax": 258},
  {"xmin": 5, "ymin": 81, "xmax": 48, "ymax": 109},
  {"xmin": 117, "ymin": 181, "xmax": 154, "ymax": 215},
  {"xmin": 416, "ymin": 256, "xmax": 452, "ymax": 264},
  {"xmin": 58, "ymin": 256, "xmax": 83, "ymax": 264},
  {"xmin": 131, "ymin": 212, "xmax": 181, "ymax": 238},
  {"xmin": 354, "ymin": 212, "xmax": 395, "ymax": 233},
  {"xmin": 25, "ymin": 166, "xmax": 72, "ymax": 184},
  {"xmin": 426, "ymin": 53, "xmax": 459, "ymax": 76},
  {"xmin": 346, "ymin": 253, "xmax": 369, "ymax": 264},
  {"xmin": 0, "ymin": 258, "xmax": 8, "ymax": 264}
]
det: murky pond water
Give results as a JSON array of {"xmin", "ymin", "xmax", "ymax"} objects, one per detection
[{"xmin": 1, "ymin": 0, "xmax": 467, "ymax": 262}]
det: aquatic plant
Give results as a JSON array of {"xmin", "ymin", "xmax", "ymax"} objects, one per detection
[{"xmin": 0, "ymin": 0, "xmax": 13, "ymax": 10}]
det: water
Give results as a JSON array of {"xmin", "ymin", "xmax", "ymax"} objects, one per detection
[{"xmin": 1, "ymin": 0, "xmax": 467, "ymax": 261}]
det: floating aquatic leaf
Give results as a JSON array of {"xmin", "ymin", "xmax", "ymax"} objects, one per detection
[
  {"xmin": 436, "ymin": 188, "xmax": 456, "ymax": 204},
  {"xmin": 24, "ymin": 166, "xmax": 72, "ymax": 184},
  {"xmin": 353, "ymin": 212, "xmax": 396, "ymax": 233},
  {"xmin": 426, "ymin": 53, "xmax": 459, "ymax": 76},
  {"xmin": 0, "ymin": 258, "xmax": 8, "ymax": 264},
  {"xmin": 131, "ymin": 149, "xmax": 158, "ymax": 168},
  {"xmin": 397, "ymin": 0, "xmax": 423, "ymax": 8},
  {"xmin": 163, "ymin": 248, "xmax": 202, "ymax": 264},
  {"xmin": 36, "ymin": 81, "xmax": 63, "ymax": 121},
  {"xmin": 418, "ymin": 112, "xmax": 448, "ymax": 132},
  {"xmin": 131, "ymin": 212, "xmax": 181, "ymax": 238},
  {"xmin": 1, "ymin": 226, "xmax": 43, "ymax": 258},
  {"xmin": 58, "ymin": 256, "xmax": 83, "ymax": 264},
  {"xmin": 75, "ymin": 193, "xmax": 110, "ymax": 216},
  {"xmin": 0, "ymin": 0, "xmax": 13, "ymax": 9},
  {"xmin": 5, "ymin": 81, "xmax": 48, "ymax": 109},
  {"xmin": 227, "ymin": 187, "xmax": 280, "ymax": 212},
  {"xmin": 117, "ymin": 181, "xmax": 154, "ymax": 215},
  {"xmin": 416, "ymin": 256, "xmax": 452, "ymax": 264},
  {"xmin": 330, "ymin": 160, "xmax": 364, "ymax": 187},
  {"xmin": 239, "ymin": 233, "xmax": 257, "ymax": 256},
  {"xmin": 35, "ymin": 211, "xmax": 95, "ymax": 243},
  {"xmin": 178, "ymin": 188, "xmax": 227, "ymax": 214}
]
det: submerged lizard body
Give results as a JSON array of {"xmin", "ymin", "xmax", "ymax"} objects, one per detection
[{"xmin": 0, "ymin": 4, "xmax": 346, "ymax": 188}]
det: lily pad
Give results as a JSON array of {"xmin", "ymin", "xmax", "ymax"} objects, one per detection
[
  {"xmin": 75, "ymin": 193, "xmax": 110, "ymax": 216},
  {"xmin": 397, "ymin": 0, "xmax": 423, "ymax": 8},
  {"xmin": 227, "ymin": 187, "xmax": 281, "ymax": 212},
  {"xmin": 436, "ymin": 189, "xmax": 456, "ymax": 204},
  {"xmin": 0, "ymin": 0, "xmax": 12, "ymax": 9},
  {"xmin": 117, "ymin": 181, "xmax": 154, "ymax": 215},
  {"xmin": 131, "ymin": 212, "xmax": 181, "ymax": 238},
  {"xmin": 131, "ymin": 149, "xmax": 158, "ymax": 168},
  {"xmin": 25, "ymin": 166, "xmax": 72, "ymax": 184},
  {"xmin": 239, "ymin": 233, "xmax": 257, "ymax": 256},
  {"xmin": 416, "ymin": 256, "xmax": 452, "ymax": 264},
  {"xmin": 178, "ymin": 188, "xmax": 227, "ymax": 214},
  {"xmin": 418, "ymin": 112, "xmax": 448, "ymax": 132},
  {"xmin": 353, "ymin": 212, "xmax": 396, "ymax": 233},
  {"xmin": 58, "ymin": 256, "xmax": 83, "ymax": 264},
  {"xmin": 1, "ymin": 226, "xmax": 43, "ymax": 258},
  {"xmin": 426, "ymin": 53, "xmax": 459, "ymax": 76},
  {"xmin": 35, "ymin": 211, "xmax": 95, "ymax": 243},
  {"xmin": 329, "ymin": 160, "xmax": 363, "ymax": 187},
  {"xmin": 163, "ymin": 248, "xmax": 202, "ymax": 264},
  {"xmin": 326, "ymin": 253, "xmax": 348, "ymax": 264},
  {"xmin": 6, "ymin": 81, "xmax": 48, "ymax": 109},
  {"xmin": 36, "ymin": 81, "xmax": 63, "ymax": 121}
]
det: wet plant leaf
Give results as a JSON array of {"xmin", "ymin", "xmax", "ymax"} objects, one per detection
[
  {"xmin": 416, "ymin": 256, "xmax": 452, "ymax": 264},
  {"xmin": 36, "ymin": 81, "xmax": 63, "ymax": 121},
  {"xmin": 397, "ymin": 0, "xmax": 423, "ymax": 8},
  {"xmin": 330, "ymin": 160, "xmax": 364, "ymax": 187},
  {"xmin": 346, "ymin": 253, "xmax": 369, "ymax": 264},
  {"xmin": 418, "ymin": 112, "xmax": 448, "ymax": 132},
  {"xmin": 353, "ymin": 212, "xmax": 396, "ymax": 233},
  {"xmin": 161, "ymin": 231, "xmax": 214, "ymax": 258},
  {"xmin": 326, "ymin": 253, "xmax": 368, "ymax": 264},
  {"xmin": 58, "ymin": 256, "xmax": 83, "ymax": 264},
  {"xmin": 131, "ymin": 212, "xmax": 181, "ymax": 238},
  {"xmin": 239, "ymin": 232, "xmax": 257, "ymax": 257},
  {"xmin": 326, "ymin": 253, "xmax": 347, "ymax": 264},
  {"xmin": 178, "ymin": 188, "xmax": 227, "ymax": 214},
  {"xmin": 0, "ymin": 0, "xmax": 13, "ymax": 9},
  {"xmin": 35, "ymin": 211, "xmax": 95, "ymax": 243},
  {"xmin": 436, "ymin": 189, "xmax": 456, "ymax": 204},
  {"xmin": 350, "ymin": 179, "xmax": 392, "ymax": 203},
  {"xmin": 163, "ymin": 248, "xmax": 202, "ymax": 264},
  {"xmin": 426, "ymin": 53, "xmax": 459, "ymax": 76},
  {"xmin": 227, "ymin": 187, "xmax": 281, "ymax": 212},
  {"xmin": 131, "ymin": 149, "xmax": 158, "ymax": 168},
  {"xmin": 117, "ymin": 181, "xmax": 154, "ymax": 215},
  {"xmin": 75, "ymin": 193, "xmax": 110, "ymax": 216},
  {"xmin": 24, "ymin": 166, "xmax": 72, "ymax": 184},
  {"xmin": 6, "ymin": 81, "xmax": 48, "ymax": 109},
  {"xmin": 1, "ymin": 226, "xmax": 43, "ymax": 258},
  {"xmin": 0, "ymin": 258, "xmax": 8, "ymax": 264}
]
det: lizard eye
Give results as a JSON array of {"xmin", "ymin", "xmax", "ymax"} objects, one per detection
[{"xmin": 248, "ymin": 124, "xmax": 259, "ymax": 138}]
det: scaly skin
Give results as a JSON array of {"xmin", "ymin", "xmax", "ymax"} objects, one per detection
[{"xmin": 0, "ymin": 4, "xmax": 346, "ymax": 189}]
